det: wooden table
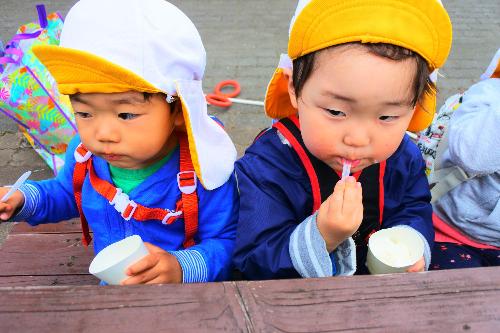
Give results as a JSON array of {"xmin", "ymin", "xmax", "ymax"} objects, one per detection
[{"xmin": 1, "ymin": 221, "xmax": 499, "ymax": 332}]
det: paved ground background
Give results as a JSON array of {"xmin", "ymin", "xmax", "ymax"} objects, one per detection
[{"xmin": 1, "ymin": 0, "xmax": 499, "ymax": 244}]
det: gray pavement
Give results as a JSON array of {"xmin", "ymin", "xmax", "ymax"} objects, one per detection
[{"xmin": 1, "ymin": 0, "xmax": 499, "ymax": 245}]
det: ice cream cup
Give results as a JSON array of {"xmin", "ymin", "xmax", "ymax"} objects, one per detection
[
  {"xmin": 89, "ymin": 235, "xmax": 149, "ymax": 285},
  {"xmin": 366, "ymin": 227, "xmax": 424, "ymax": 274}
]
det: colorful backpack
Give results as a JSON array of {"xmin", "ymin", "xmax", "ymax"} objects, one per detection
[{"xmin": 0, "ymin": 4, "xmax": 77, "ymax": 174}]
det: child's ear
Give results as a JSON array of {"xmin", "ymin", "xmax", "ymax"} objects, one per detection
[
  {"xmin": 172, "ymin": 101, "xmax": 185, "ymax": 129},
  {"xmin": 283, "ymin": 67, "xmax": 298, "ymax": 109}
]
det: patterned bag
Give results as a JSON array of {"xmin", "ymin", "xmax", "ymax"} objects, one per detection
[
  {"xmin": 0, "ymin": 4, "xmax": 77, "ymax": 174},
  {"xmin": 416, "ymin": 93, "xmax": 462, "ymax": 182}
]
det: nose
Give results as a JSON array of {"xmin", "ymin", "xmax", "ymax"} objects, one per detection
[
  {"xmin": 95, "ymin": 120, "xmax": 120, "ymax": 143},
  {"xmin": 343, "ymin": 124, "xmax": 370, "ymax": 148}
]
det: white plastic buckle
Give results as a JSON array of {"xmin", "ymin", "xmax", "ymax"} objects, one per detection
[
  {"xmin": 161, "ymin": 210, "xmax": 183, "ymax": 225},
  {"xmin": 109, "ymin": 188, "xmax": 137, "ymax": 221},
  {"xmin": 177, "ymin": 171, "xmax": 197, "ymax": 194},
  {"xmin": 74, "ymin": 143, "xmax": 92, "ymax": 163}
]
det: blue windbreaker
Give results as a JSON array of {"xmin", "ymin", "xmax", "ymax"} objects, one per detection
[
  {"xmin": 233, "ymin": 127, "xmax": 433, "ymax": 280},
  {"xmin": 16, "ymin": 135, "xmax": 238, "ymax": 282}
]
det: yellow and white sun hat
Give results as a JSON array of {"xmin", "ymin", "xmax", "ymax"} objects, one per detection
[
  {"xmin": 265, "ymin": 0, "xmax": 453, "ymax": 132},
  {"xmin": 33, "ymin": 0, "xmax": 236, "ymax": 190}
]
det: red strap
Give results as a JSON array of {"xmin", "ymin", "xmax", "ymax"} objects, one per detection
[
  {"xmin": 87, "ymin": 158, "xmax": 182, "ymax": 222},
  {"xmin": 178, "ymin": 132, "xmax": 199, "ymax": 248},
  {"xmin": 275, "ymin": 115, "xmax": 386, "ymax": 225},
  {"xmin": 72, "ymin": 136, "xmax": 199, "ymax": 249},
  {"xmin": 274, "ymin": 121, "xmax": 322, "ymax": 211},
  {"xmin": 378, "ymin": 160, "xmax": 386, "ymax": 226},
  {"xmin": 72, "ymin": 147, "xmax": 92, "ymax": 247}
]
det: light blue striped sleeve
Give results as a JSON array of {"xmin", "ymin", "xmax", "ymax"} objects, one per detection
[
  {"xmin": 170, "ymin": 249, "xmax": 208, "ymax": 283},
  {"xmin": 331, "ymin": 237, "xmax": 357, "ymax": 276},
  {"xmin": 10, "ymin": 183, "xmax": 40, "ymax": 222},
  {"xmin": 289, "ymin": 212, "xmax": 357, "ymax": 277}
]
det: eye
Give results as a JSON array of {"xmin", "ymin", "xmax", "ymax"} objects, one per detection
[
  {"xmin": 75, "ymin": 112, "xmax": 91, "ymax": 119},
  {"xmin": 326, "ymin": 109, "xmax": 346, "ymax": 118},
  {"xmin": 118, "ymin": 113, "xmax": 139, "ymax": 120},
  {"xmin": 379, "ymin": 115, "xmax": 399, "ymax": 122}
]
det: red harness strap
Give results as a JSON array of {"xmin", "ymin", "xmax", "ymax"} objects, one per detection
[
  {"xmin": 272, "ymin": 115, "xmax": 386, "ymax": 244},
  {"xmin": 178, "ymin": 134, "xmax": 199, "ymax": 248},
  {"xmin": 73, "ymin": 133, "xmax": 199, "ymax": 248},
  {"xmin": 73, "ymin": 147, "xmax": 92, "ymax": 247}
]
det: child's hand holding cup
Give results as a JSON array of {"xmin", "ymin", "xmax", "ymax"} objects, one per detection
[
  {"xmin": 89, "ymin": 235, "xmax": 149, "ymax": 285},
  {"xmin": 366, "ymin": 227, "xmax": 424, "ymax": 274}
]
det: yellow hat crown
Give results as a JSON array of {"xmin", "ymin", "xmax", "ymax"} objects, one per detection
[{"xmin": 265, "ymin": 0, "xmax": 453, "ymax": 132}]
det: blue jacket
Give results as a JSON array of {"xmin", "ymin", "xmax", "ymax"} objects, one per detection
[
  {"xmin": 16, "ymin": 135, "xmax": 238, "ymax": 282},
  {"xmin": 233, "ymin": 128, "xmax": 433, "ymax": 280}
]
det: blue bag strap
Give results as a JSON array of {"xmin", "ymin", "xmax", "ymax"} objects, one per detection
[
  {"xmin": 0, "ymin": 4, "xmax": 48, "ymax": 66},
  {"xmin": 36, "ymin": 4, "xmax": 48, "ymax": 29}
]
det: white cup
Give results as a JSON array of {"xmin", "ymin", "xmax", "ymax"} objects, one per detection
[
  {"xmin": 366, "ymin": 227, "xmax": 424, "ymax": 274},
  {"xmin": 89, "ymin": 235, "xmax": 149, "ymax": 285}
]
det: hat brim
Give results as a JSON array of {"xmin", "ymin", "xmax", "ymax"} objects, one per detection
[
  {"xmin": 32, "ymin": 45, "xmax": 161, "ymax": 95},
  {"xmin": 176, "ymin": 80, "xmax": 237, "ymax": 190},
  {"xmin": 34, "ymin": 45, "xmax": 236, "ymax": 189}
]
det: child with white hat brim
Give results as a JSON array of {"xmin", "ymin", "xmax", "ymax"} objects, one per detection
[{"xmin": 0, "ymin": 0, "xmax": 238, "ymax": 284}]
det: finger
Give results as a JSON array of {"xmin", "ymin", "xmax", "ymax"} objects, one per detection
[
  {"xmin": 0, "ymin": 203, "xmax": 13, "ymax": 220},
  {"xmin": 144, "ymin": 275, "xmax": 172, "ymax": 285},
  {"xmin": 341, "ymin": 177, "xmax": 359, "ymax": 213},
  {"xmin": 406, "ymin": 257, "xmax": 425, "ymax": 272},
  {"xmin": 122, "ymin": 265, "xmax": 161, "ymax": 285},
  {"xmin": 329, "ymin": 180, "xmax": 345, "ymax": 207},
  {"xmin": 121, "ymin": 269, "xmax": 160, "ymax": 285},
  {"xmin": 144, "ymin": 242, "xmax": 164, "ymax": 254},
  {"xmin": 126, "ymin": 254, "xmax": 158, "ymax": 276},
  {"xmin": 354, "ymin": 199, "xmax": 364, "ymax": 225}
]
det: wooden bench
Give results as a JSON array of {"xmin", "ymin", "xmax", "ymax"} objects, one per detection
[
  {"xmin": 0, "ymin": 220, "xmax": 97, "ymax": 286},
  {"xmin": 1, "ymin": 221, "xmax": 499, "ymax": 332}
]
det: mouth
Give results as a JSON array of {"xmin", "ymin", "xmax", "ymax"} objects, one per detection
[
  {"xmin": 101, "ymin": 153, "xmax": 124, "ymax": 161},
  {"xmin": 341, "ymin": 158, "xmax": 361, "ymax": 168}
]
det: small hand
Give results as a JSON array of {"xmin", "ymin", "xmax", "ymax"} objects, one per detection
[
  {"xmin": 0, "ymin": 187, "xmax": 25, "ymax": 221},
  {"xmin": 406, "ymin": 256, "xmax": 425, "ymax": 273},
  {"xmin": 121, "ymin": 242, "xmax": 183, "ymax": 285},
  {"xmin": 316, "ymin": 176, "xmax": 363, "ymax": 253}
]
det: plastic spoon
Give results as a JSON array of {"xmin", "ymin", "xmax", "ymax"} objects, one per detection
[
  {"xmin": 1, "ymin": 171, "xmax": 31, "ymax": 202},
  {"xmin": 341, "ymin": 160, "xmax": 351, "ymax": 180}
]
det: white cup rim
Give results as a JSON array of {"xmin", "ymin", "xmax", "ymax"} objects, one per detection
[
  {"xmin": 368, "ymin": 227, "xmax": 424, "ymax": 269},
  {"xmin": 89, "ymin": 235, "xmax": 144, "ymax": 275}
]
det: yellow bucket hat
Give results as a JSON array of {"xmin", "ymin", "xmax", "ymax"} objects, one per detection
[
  {"xmin": 32, "ymin": 0, "xmax": 236, "ymax": 190},
  {"xmin": 265, "ymin": 0, "xmax": 453, "ymax": 132}
]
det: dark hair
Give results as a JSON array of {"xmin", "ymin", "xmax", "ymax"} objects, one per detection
[
  {"xmin": 143, "ymin": 92, "xmax": 161, "ymax": 101},
  {"xmin": 292, "ymin": 42, "xmax": 432, "ymax": 107},
  {"xmin": 143, "ymin": 92, "xmax": 179, "ymax": 112}
]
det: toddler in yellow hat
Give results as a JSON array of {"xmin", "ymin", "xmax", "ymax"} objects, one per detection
[
  {"xmin": 233, "ymin": 0, "xmax": 452, "ymax": 279},
  {"xmin": 0, "ymin": 0, "xmax": 238, "ymax": 285}
]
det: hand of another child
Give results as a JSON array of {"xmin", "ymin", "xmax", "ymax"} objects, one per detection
[
  {"xmin": 121, "ymin": 242, "xmax": 183, "ymax": 285},
  {"xmin": 317, "ymin": 176, "xmax": 363, "ymax": 253},
  {"xmin": 0, "ymin": 187, "xmax": 25, "ymax": 221},
  {"xmin": 406, "ymin": 256, "xmax": 425, "ymax": 273}
]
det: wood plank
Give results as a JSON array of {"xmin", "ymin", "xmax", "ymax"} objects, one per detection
[
  {"xmin": 0, "ymin": 282, "xmax": 251, "ymax": 333},
  {"xmin": 237, "ymin": 267, "xmax": 500, "ymax": 332},
  {"xmin": 0, "ymin": 233, "xmax": 93, "ymax": 276},
  {"xmin": 10, "ymin": 219, "xmax": 83, "ymax": 234},
  {"xmin": 0, "ymin": 274, "xmax": 98, "ymax": 287}
]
